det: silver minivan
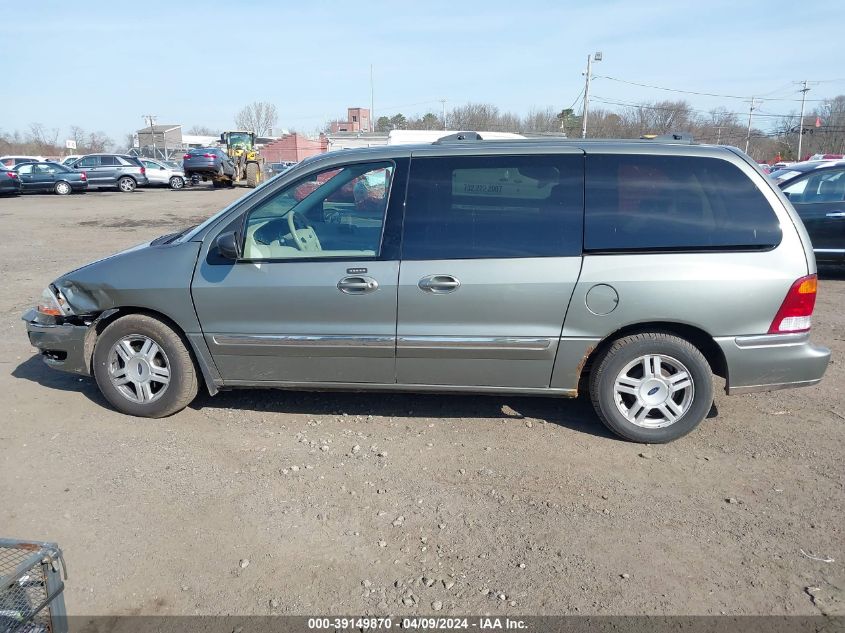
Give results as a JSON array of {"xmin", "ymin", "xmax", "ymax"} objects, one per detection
[{"xmin": 23, "ymin": 137, "xmax": 830, "ymax": 442}]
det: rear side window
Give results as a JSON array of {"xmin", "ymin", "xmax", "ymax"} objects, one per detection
[
  {"xmin": 99, "ymin": 156, "xmax": 118, "ymax": 166},
  {"xmin": 783, "ymin": 169, "xmax": 845, "ymax": 203},
  {"xmin": 584, "ymin": 154, "xmax": 781, "ymax": 251},
  {"xmin": 402, "ymin": 154, "xmax": 584, "ymax": 259}
]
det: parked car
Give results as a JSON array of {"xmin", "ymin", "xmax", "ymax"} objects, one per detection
[
  {"xmin": 0, "ymin": 166, "xmax": 22, "ymax": 195},
  {"xmin": 770, "ymin": 159, "xmax": 845, "ymax": 183},
  {"xmin": 139, "ymin": 158, "xmax": 185, "ymax": 189},
  {"xmin": 182, "ymin": 147, "xmax": 235, "ymax": 187},
  {"xmin": 267, "ymin": 161, "xmax": 296, "ymax": 177},
  {"xmin": 22, "ymin": 138, "xmax": 829, "ymax": 443},
  {"xmin": 779, "ymin": 163, "xmax": 845, "ymax": 263},
  {"xmin": 61, "ymin": 155, "xmax": 82, "ymax": 166},
  {"xmin": 13, "ymin": 161, "xmax": 88, "ymax": 195},
  {"xmin": 0, "ymin": 155, "xmax": 45, "ymax": 168},
  {"xmin": 69, "ymin": 154, "xmax": 148, "ymax": 192}
]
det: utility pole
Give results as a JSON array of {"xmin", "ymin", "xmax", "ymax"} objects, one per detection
[
  {"xmin": 744, "ymin": 97, "xmax": 756, "ymax": 154},
  {"xmin": 797, "ymin": 80, "xmax": 810, "ymax": 161},
  {"xmin": 143, "ymin": 114, "xmax": 157, "ymax": 159},
  {"xmin": 370, "ymin": 65, "xmax": 374, "ymax": 132},
  {"xmin": 581, "ymin": 51, "xmax": 602, "ymax": 139},
  {"xmin": 440, "ymin": 99, "xmax": 447, "ymax": 130}
]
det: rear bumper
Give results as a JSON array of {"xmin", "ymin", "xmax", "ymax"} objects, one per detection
[
  {"xmin": 716, "ymin": 332, "xmax": 830, "ymax": 395},
  {"xmin": 22, "ymin": 309, "xmax": 92, "ymax": 376},
  {"xmin": 184, "ymin": 163, "xmax": 220, "ymax": 175}
]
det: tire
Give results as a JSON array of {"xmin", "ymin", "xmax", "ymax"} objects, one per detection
[
  {"xmin": 246, "ymin": 162, "xmax": 259, "ymax": 188},
  {"xmin": 92, "ymin": 314, "xmax": 199, "ymax": 418},
  {"xmin": 54, "ymin": 181, "xmax": 72, "ymax": 195},
  {"xmin": 588, "ymin": 333, "xmax": 713, "ymax": 443},
  {"xmin": 117, "ymin": 176, "xmax": 136, "ymax": 193},
  {"xmin": 169, "ymin": 176, "xmax": 184, "ymax": 190}
]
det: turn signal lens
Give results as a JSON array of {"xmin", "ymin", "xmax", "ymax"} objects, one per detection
[
  {"xmin": 36, "ymin": 287, "xmax": 70, "ymax": 317},
  {"xmin": 768, "ymin": 274, "xmax": 817, "ymax": 334}
]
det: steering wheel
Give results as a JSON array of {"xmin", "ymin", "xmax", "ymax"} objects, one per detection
[{"xmin": 286, "ymin": 210, "xmax": 322, "ymax": 252}]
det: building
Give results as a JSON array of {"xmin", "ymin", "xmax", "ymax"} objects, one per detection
[
  {"xmin": 135, "ymin": 124, "xmax": 183, "ymax": 160},
  {"xmin": 181, "ymin": 134, "xmax": 219, "ymax": 149},
  {"xmin": 326, "ymin": 131, "xmax": 389, "ymax": 152},
  {"xmin": 330, "ymin": 107, "xmax": 371, "ymax": 133},
  {"xmin": 261, "ymin": 133, "xmax": 329, "ymax": 162}
]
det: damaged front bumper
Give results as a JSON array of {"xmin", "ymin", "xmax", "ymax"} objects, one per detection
[{"xmin": 22, "ymin": 308, "xmax": 93, "ymax": 376}]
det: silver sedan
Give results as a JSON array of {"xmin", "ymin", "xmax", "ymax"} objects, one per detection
[{"xmin": 140, "ymin": 158, "xmax": 185, "ymax": 189}]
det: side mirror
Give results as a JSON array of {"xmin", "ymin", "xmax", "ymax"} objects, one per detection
[
  {"xmin": 782, "ymin": 191, "xmax": 790, "ymax": 199},
  {"xmin": 215, "ymin": 231, "xmax": 241, "ymax": 260},
  {"xmin": 160, "ymin": 166, "xmax": 165, "ymax": 170}
]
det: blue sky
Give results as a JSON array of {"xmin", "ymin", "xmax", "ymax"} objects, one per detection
[{"xmin": 4, "ymin": 0, "xmax": 845, "ymax": 142}]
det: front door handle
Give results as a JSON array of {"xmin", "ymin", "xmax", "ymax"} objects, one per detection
[
  {"xmin": 337, "ymin": 275, "xmax": 378, "ymax": 294},
  {"xmin": 825, "ymin": 211, "xmax": 845, "ymax": 218},
  {"xmin": 418, "ymin": 274, "xmax": 461, "ymax": 294}
]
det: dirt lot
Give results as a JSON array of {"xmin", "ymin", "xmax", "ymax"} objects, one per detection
[{"xmin": 0, "ymin": 187, "xmax": 843, "ymax": 617}]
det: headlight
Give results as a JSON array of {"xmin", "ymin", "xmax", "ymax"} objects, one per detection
[{"xmin": 36, "ymin": 286, "xmax": 73, "ymax": 317}]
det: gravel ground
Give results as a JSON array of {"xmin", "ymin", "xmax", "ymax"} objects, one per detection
[{"xmin": 1, "ymin": 187, "xmax": 843, "ymax": 616}]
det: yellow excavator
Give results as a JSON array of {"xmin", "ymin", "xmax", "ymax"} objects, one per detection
[{"xmin": 220, "ymin": 131, "xmax": 264, "ymax": 188}]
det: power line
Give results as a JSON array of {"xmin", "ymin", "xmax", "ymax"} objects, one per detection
[
  {"xmin": 592, "ymin": 74, "xmax": 834, "ymax": 102},
  {"xmin": 591, "ymin": 96, "xmax": 799, "ymax": 119}
]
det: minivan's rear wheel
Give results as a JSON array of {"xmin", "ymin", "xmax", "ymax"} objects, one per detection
[
  {"xmin": 54, "ymin": 181, "xmax": 72, "ymax": 195},
  {"xmin": 169, "ymin": 176, "xmax": 184, "ymax": 190},
  {"xmin": 589, "ymin": 333, "xmax": 713, "ymax": 443},
  {"xmin": 117, "ymin": 176, "xmax": 136, "ymax": 193},
  {"xmin": 93, "ymin": 314, "xmax": 198, "ymax": 418}
]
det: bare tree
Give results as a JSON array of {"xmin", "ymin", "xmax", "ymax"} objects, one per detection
[
  {"xmin": 84, "ymin": 131, "xmax": 113, "ymax": 153},
  {"xmin": 28, "ymin": 123, "xmax": 60, "ymax": 153},
  {"xmin": 187, "ymin": 125, "xmax": 216, "ymax": 135},
  {"xmin": 234, "ymin": 102, "xmax": 278, "ymax": 136},
  {"xmin": 446, "ymin": 103, "xmax": 501, "ymax": 131}
]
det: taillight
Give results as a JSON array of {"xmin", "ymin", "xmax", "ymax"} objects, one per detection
[
  {"xmin": 768, "ymin": 274, "xmax": 817, "ymax": 334},
  {"xmin": 183, "ymin": 154, "xmax": 191, "ymax": 159},
  {"xmin": 140, "ymin": 166, "xmax": 146, "ymax": 175},
  {"xmin": 7, "ymin": 172, "xmax": 18, "ymax": 179},
  {"xmin": 203, "ymin": 153, "xmax": 216, "ymax": 158},
  {"xmin": 80, "ymin": 172, "xmax": 87, "ymax": 181}
]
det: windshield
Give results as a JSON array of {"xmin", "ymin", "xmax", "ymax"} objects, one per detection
[{"xmin": 227, "ymin": 133, "xmax": 253, "ymax": 150}]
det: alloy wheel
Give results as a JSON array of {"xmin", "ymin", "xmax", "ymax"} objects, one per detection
[
  {"xmin": 107, "ymin": 334, "xmax": 171, "ymax": 404},
  {"xmin": 612, "ymin": 354, "xmax": 694, "ymax": 428}
]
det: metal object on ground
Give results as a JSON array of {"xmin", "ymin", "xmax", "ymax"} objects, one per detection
[{"xmin": 0, "ymin": 539, "xmax": 67, "ymax": 633}]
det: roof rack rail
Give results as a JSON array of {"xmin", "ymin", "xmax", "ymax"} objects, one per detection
[
  {"xmin": 433, "ymin": 132, "xmax": 484, "ymax": 143},
  {"xmin": 640, "ymin": 132, "xmax": 695, "ymax": 144}
]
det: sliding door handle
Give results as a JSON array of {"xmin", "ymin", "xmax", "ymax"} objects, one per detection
[{"xmin": 418, "ymin": 274, "xmax": 461, "ymax": 294}]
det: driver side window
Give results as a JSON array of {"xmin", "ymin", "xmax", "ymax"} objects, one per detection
[{"xmin": 242, "ymin": 161, "xmax": 394, "ymax": 260}]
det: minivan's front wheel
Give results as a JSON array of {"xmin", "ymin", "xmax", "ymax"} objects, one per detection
[
  {"xmin": 93, "ymin": 314, "xmax": 198, "ymax": 417},
  {"xmin": 117, "ymin": 176, "xmax": 136, "ymax": 193},
  {"xmin": 589, "ymin": 333, "xmax": 713, "ymax": 443}
]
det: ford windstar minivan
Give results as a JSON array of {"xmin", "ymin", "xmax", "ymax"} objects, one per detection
[{"xmin": 23, "ymin": 134, "xmax": 830, "ymax": 442}]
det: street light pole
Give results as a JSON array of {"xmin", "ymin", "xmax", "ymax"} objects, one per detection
[{"xmin": 581, "ymin": 51, "xmax": 601, "ymax": 139}]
